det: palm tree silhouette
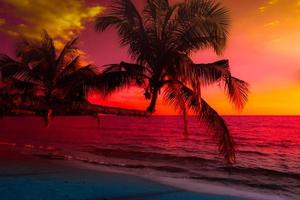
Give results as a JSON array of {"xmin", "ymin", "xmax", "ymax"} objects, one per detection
[
  {"xmin": 0, "ymin": 31, "xmax": 149, "ymax": 126},
  {"xmin": 95, "ymin": 0, "xmax": 249, "ymax": 164}
]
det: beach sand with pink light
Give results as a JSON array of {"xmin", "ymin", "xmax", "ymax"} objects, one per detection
[{"xmin": 0, "ymin": 145, "xmax": 289, "ymax": 200}]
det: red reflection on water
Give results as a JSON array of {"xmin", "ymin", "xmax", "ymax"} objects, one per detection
[{"xmin": 0, "ymin": 141, "xmax": 16, "ymax": 146}]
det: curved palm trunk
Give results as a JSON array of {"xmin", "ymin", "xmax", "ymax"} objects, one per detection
[
  {"xmin": 81, "ymin": 102, "xmax": 150, "ymax": 117},
  {"xmin": 147, "ymin": 88, "xmax": 159, "ymax": 113},
  {"xmin": 10, "ymin": 102, "xmax": 150, "ymax": 117},
  {"xmin": 7, "ymin": 101, "xmax": 150, "ymax": 127}
]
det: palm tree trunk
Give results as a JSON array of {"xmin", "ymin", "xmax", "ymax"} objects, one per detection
[
  {"xmin": 147, "ymin": 88, "xmax": 159, "ymax": 113},
  {"xmin": 81, "ymin": 102, "xmax": 150, "ymax": 117}
]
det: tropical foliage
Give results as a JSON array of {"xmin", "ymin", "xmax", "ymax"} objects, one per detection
[
  {"xmin": 0, "ymin": 31, "xmax": 149, "ymax": 126},
  {"xmin": 95, "ymin": 0, "xmax": 249, "ymax": 164}
]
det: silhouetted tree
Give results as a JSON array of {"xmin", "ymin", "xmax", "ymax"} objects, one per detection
[
  {"xmin": 0, "ymin": 31, "xmax": 149, "ymax": 126},
  {"xmin": 95, "ymin": 0, "xmax": 249, "ymax": 164}
]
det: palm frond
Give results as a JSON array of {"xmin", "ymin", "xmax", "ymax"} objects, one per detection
[
  {"xmin": 16, "ymin": 31, "xmax": 56, "ymax": 68},
  {"xmin": 95, "ymin": 0, "xmax": 152, "ymax": 65},
  {"xmin": 190, "ymin": 59, "xmax": 230, "ymax": 86},
  {"xmin": 56, "ymin": 65, "xmax": 96, "ymax": 92},
  {"xmin": 189, "ymin": 59, "xmax": 249, "ymax": 110},
  {"xmin": 40, "ymin": 30, "xmax": 56, "ymax": 63},
  {"xmin": 0, "ymin": 54, "xmax": 26, "ymax": 80},
  {"xmin": 103, "ymin": 61, "xmax": 149, "ymax": 76},
  {"xmin": 144, "ymin": 0, "xmax": 170, "ymax": 33},
  {"xmin": 15, "ymin": 38, "xmax": 43, "ymax": 64},
  {"xmin": 55, "ymin": 37, "xmax": 79, "ymax": 79},
  {"xmin": 95, "ymin": 16, "xmax": 123, "ymax": 32},
  {"xmin": 198, "ymin": 98, "xmax": 235, "ymax": 164},
  {"xmin": 12, "ymin": 68, "xmax": 42, "ymax": 85},
  {"xmin": 95, "ymin": 62, "xmax": 148, "ymax": 97},
  {"xmin": 224, "ymin": 76, "xmax": 249, "ymax": 111},
  {"xmin": 163, "ymin": 83, "xmax": 189, "ymax": 135},
  {"xmin": 57, "ymin": 56, "xmax": 80, "ymax": 80},
  {"xmin": 163, "ymin": 82, "xmax": 235, "ymax": 164},
  {"xmin": 161, "ymin": 4, "xmax": 181, "ymax": 40},
  {"xmin": 173, "ymin": 0, "xmax": 230, "ymax": 54},
  {"xmin": 149, "ymin": 0, "xmax": 170, "ymax": 10}
]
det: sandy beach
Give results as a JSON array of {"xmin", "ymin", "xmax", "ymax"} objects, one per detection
[{"xmin": 0, "ymin": 146, "xmax": 252, "ymax": 200}]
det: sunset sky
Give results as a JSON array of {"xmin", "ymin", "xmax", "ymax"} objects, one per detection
[{"xmin": 1, "ymin": 0, "xmax": 300, "ymax": 115}]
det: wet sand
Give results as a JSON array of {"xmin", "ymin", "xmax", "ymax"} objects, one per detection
[{"xmin": 0, "ymin": 146, "xmax": 248, "ymax": 200}]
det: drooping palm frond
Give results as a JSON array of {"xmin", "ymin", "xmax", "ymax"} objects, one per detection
[
  {"xmin": 224, "ymin": 76, "xmax": 249, "ymax": 111},
  {"xmin": 188, "ymin": 59, "xmax": 249, "ymax": 110},
  {"xmin": 164, "ymin": 55, "xmax": 232, "ymax": 102},
  {"xmin": 163, "ymin": 83, "xmax": 189, "ymax": 135},
  {"xmin": 190, "ymin": 59, "xmax": 230, "ymax": 86},
  {"xmin": 198, "ymin": 98, "xmax": 235, "ymax": 164},
  {"xmin": 163, "ymin": 82, "xmax": 235, "ymax": 164}
]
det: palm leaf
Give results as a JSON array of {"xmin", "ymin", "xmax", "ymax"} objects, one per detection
[
  {"xmin": 95, "ymin": 16, "xmax": 123, "ymax": 32},
  {"xmin": 143, "ymin": 0, "xmax": 170, "ymax": 33},
  {"xmin": 15, "ymin": 38, "xmax": 44, "ymax": 64},
  {"xmin": 40, "ymin": 30, "xmax": 56, "ymax": 63},
  {"xmin": 55, "ymin": 37, "xmax": 79, "ymax": 78},
  {"xmin": 224, "ymin": 76, "xmax": 249, "ymax": 111},
  {"xmin": 56, "ymin": 65, "xmax": 96, "ymax": 95},
  {"xmin": 190, "ymin": 59, "xmax": 230, "ymax": 86},
  {"xmin": 198, "ymin": 98, "xmax": 235, "ymax": 164},
  {"xmin": 95, "ymin": 0, "xmax": 152, "ymax": 65},
  {"xmin": 163, "ymin": 82, "xmax": 235, "ymax": 164},
  {"xmin": 163, "ymin": 83, "xmax": 189, "ymax": 135},
  {"xmin": 57, "ymin": 55, "xmax": 80, "ymax": 81},
  {"xmin": 173, "ymin": 0, "xmax": 230, "ymax": 54},
  {"xmin": 0, "ymin": 54, "xmax": 26, "ymax": 80},
  {"xmin": 96, "ymin": 62, "xmax": 148, "ymax": 97},
  {"xmin": 188, "ymin": 59, "xmax": 249, "ymax": 110}
]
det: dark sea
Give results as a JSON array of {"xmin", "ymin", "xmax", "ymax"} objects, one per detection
[{"xmin": 0, "ymin": 116, "xmax": 299, "ymax": 200}]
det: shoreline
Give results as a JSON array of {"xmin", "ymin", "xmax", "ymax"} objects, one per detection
[
  {"xmin": 0, "ymin": 146, "xmax": 289, "ymax": 200},
  {"xmin": 69, "ymin": 159, "xmax": 288, "ymax": 200}
]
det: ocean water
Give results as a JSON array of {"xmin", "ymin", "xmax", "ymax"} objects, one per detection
[{"xmin": 0, "ymin": 116, "xmax": 299, "ymax": 199}]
